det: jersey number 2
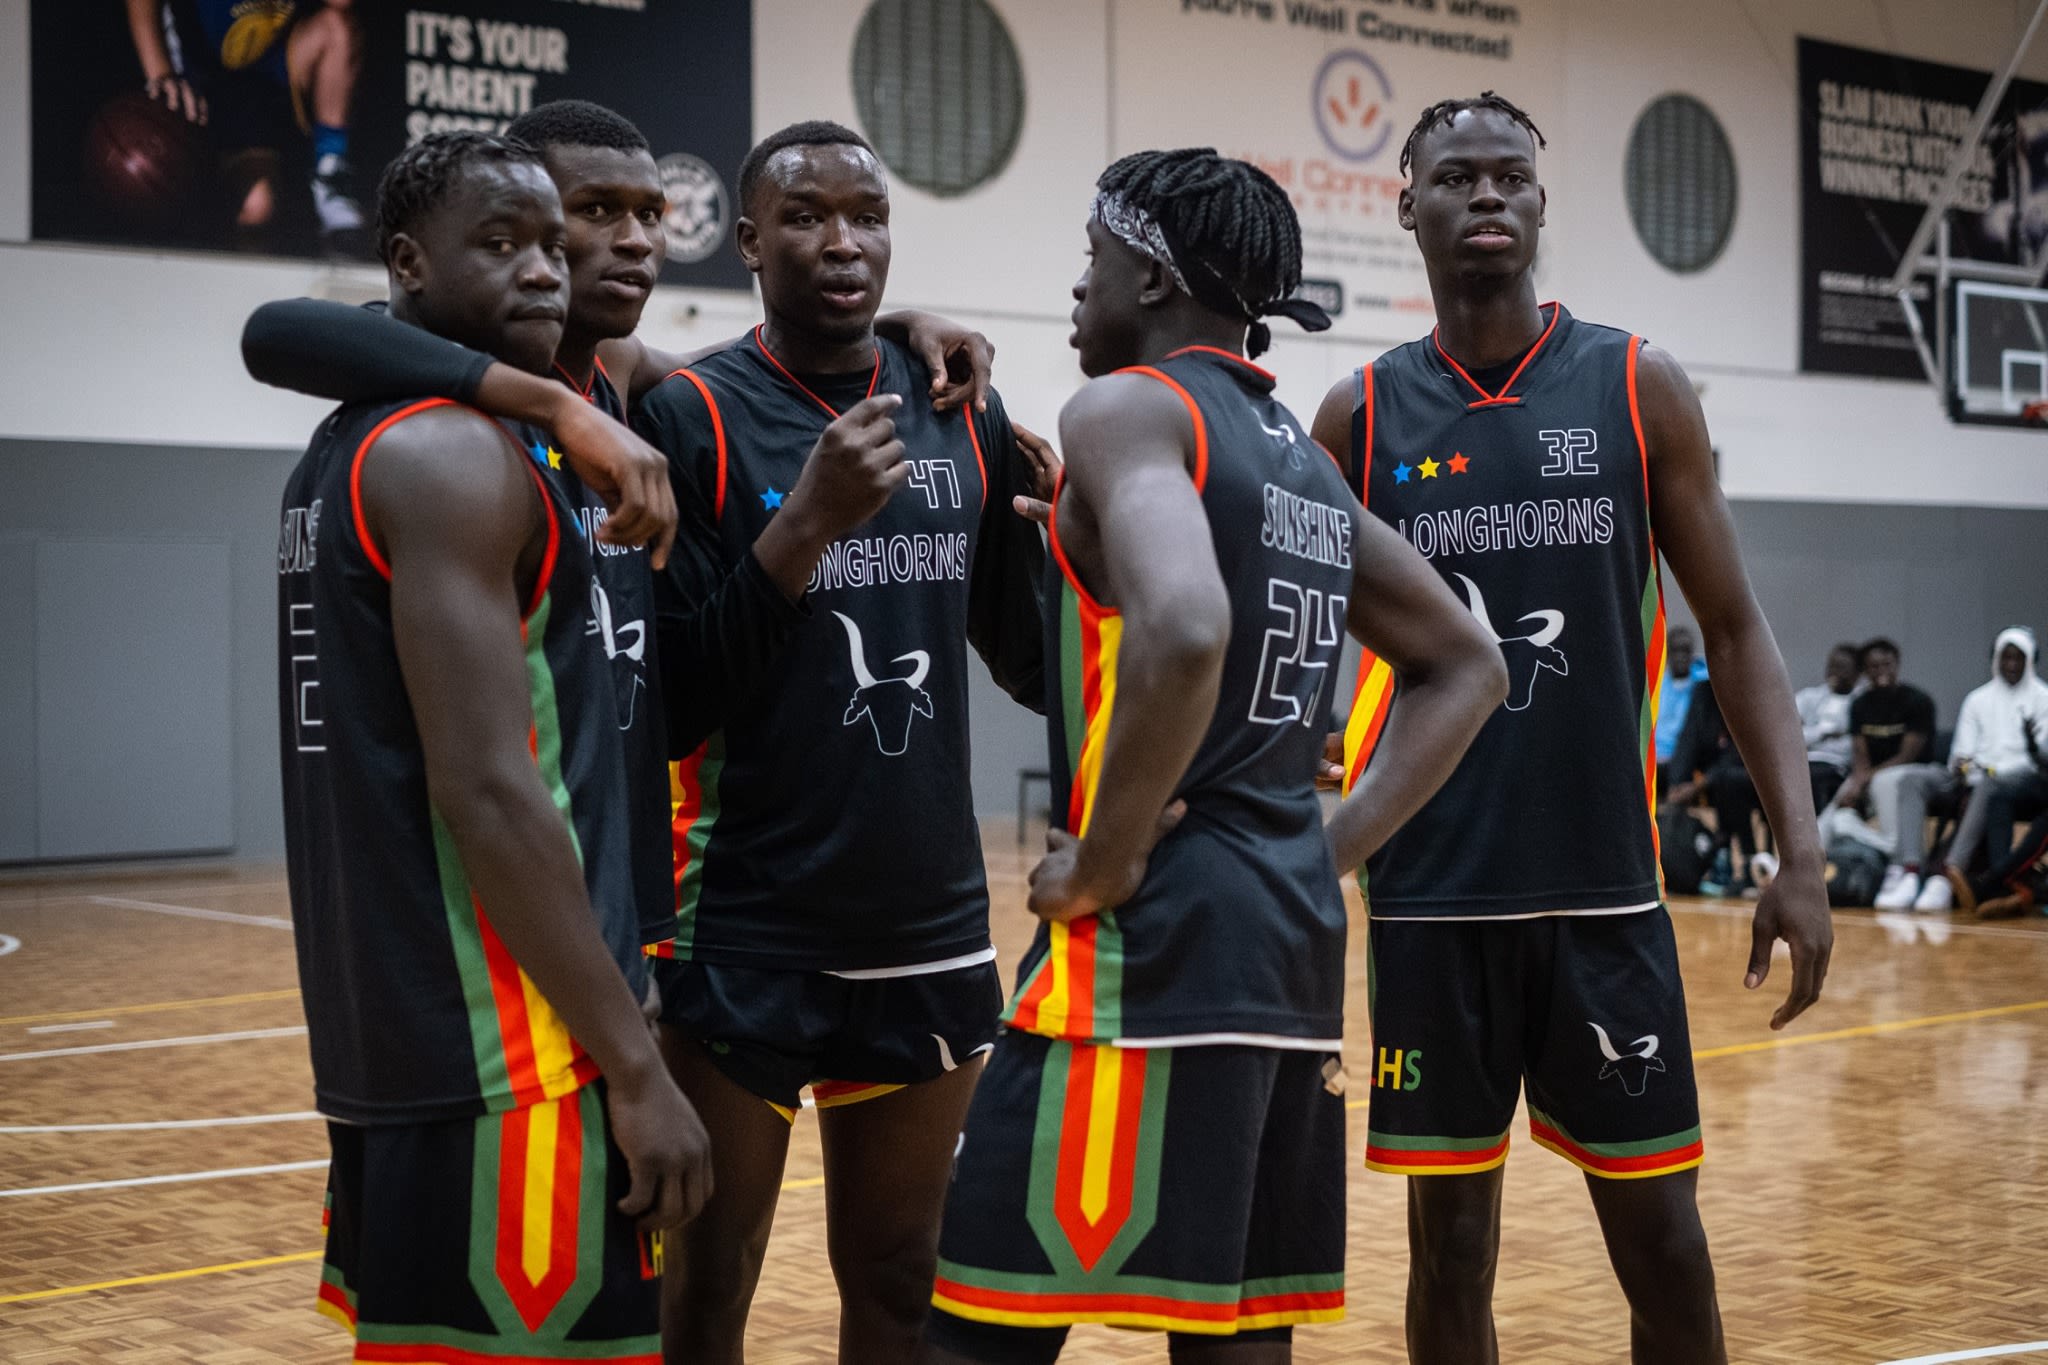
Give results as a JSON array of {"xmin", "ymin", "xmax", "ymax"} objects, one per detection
[{"xmin": 1250, "ymin": 579, "xmax": 1346, "ymax": 727}]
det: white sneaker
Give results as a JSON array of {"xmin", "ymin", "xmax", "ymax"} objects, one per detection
[
  {"xmin": 1749, "ymin": 850, "xmax": 1780, "ymax": 890},
  {"xmin": 1913, "ymin": 875, "xmax": 1955, "ymax": 912},
  {"xmin": 1875, "ymin": 865, "xmax": 1922, "ymax": 909}
]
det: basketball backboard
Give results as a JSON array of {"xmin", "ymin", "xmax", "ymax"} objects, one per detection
[{"xmin": 1949, "ymin": 278, "xmax": 2048, "ymax": 425}]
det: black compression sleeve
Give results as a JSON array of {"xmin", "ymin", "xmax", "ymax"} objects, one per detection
[
  {"xmin": 966, "ymin": 390, "xmax": 1050, "ymax": 714},
  {"xmin": 241, "ymin": 298, "xmax": 494, "ymax": 405}
]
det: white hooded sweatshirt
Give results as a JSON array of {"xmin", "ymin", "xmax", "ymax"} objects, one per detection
[{"xmin": 1952, "ymin": 627, "xmax": 2048, "ymax": 778}]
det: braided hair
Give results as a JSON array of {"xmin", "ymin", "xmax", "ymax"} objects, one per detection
[
  {"xmin": 1399, "ymin": 91, "xmax": 1547, "ymax": 178},
  {"xmin": 376, "ymin": 131, "xmax": 546, "ymax": 265},
  {"xmin": 1095, "ymin": 148, "xmax": 1323, "ymax": 357}
]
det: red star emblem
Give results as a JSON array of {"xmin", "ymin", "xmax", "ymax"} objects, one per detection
[{"xmin": 1448, "ymin": 452, "xmax": 1471, "ymax": 475}]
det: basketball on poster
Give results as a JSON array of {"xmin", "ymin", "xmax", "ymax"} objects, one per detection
[{"xmin": 28, "ymin": 0, "xmax": 752, "ymax": 289}]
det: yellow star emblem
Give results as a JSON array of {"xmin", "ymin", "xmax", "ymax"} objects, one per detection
[
  {"xmin": 545, "ymin": 446, "xmax": 563, "ymax": 469},
  {"xmin": 1418, "ymin": 456, "xmax": 1441, "ymax": 479}
]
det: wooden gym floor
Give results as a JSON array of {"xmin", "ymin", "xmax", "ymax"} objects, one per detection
[{"xmin": 1, "ymin": 829, "xmax": 2045, "ymax": 1364}]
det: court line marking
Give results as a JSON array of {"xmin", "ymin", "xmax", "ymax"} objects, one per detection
[
  {"xmin": 1692, "ymin": 998, "xmax": 2048, "ymax": 1059},
  {"xmin": 0, "ymin": 934, "xmax": 19, "ymax": 956},
  {"xmin": 0, "ymin": 989, "xmax": 302, "ymax": 1030},
  {"xmin": 0, "ymin": 879, "xmax": 288, "ymax": 909},
  {"xmin": 1667, "ymin": 901, "xmax": 2048, "ymax": 942},
  {"xmin": 1340, "ymin": 997, "xmax": 2048, "ymax": 1108},
  {"xmin": 0, "ymin": 1159, "xmax": 331, "ymax": 1198},
  {"xmin": 0, "ymin": 1171, "xmax": 831, "ymax": 1304},
  {"xmin": 0, "ymin": 1112, "xmax": 322, "ymax": 1134},
  {"xmin": 0, "ymin": 1026, "xmax": 307, "ymax": 1063},
  {"xmin": 27, "ymin": 1021, "xmax": 114, "ymax": 1034},
  {"xmin": 1877, "ymin": 1344, "xmax": 2048, "ymax": 1365},
  {"xmin": 0, "ymin": 1250, "xmax": 325, "ymax": 1305},
  {"xmin": 82, "ymin": 895, "xmax": 293, "ymax": 930}
]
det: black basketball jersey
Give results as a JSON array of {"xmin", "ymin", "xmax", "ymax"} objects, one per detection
[
  {"xmin": 634, "ymin": 331, "xmax": 1008, "ymax": 971},
  {"xmin": 1342, "ymin": 304, "xmax": 1666, "ymax": 918},
  {"xmin": 1006, "ymin": 347, "xmax": 1352, "ymax": 1045},
  {"xmin": 278, "ymin": 396, "xmax": 644, "ymax": 1125},
  {"xmin": 544, "ymin": 359, "xmax": 673, "ymax": 945}
]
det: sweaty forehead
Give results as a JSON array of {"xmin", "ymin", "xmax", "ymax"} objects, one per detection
[
  {"xmin": 762, "ymin": 143, "xmax": 888, "ymax": 201},
  {"xmin": 544, "ymin": 143, "xmax": 662, "ymax": 199},
  {"xmin": 450, "ymin": 158, "xmax": 559, "ymax": 214}
]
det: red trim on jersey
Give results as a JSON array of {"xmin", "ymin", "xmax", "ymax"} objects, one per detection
[
  {"xmin": 520, "ymin": 463, "xmax": 560, "ymax": 621},
  {"xmin": 1115, "ymin": 365, "xmax": 1210, "ymax": 494},
  {"xmin": 751, "ymin": 324, "xmax": 881, "ymax": 419},
  {"xmin": 964, "ymin": 409, "xmax": 989, "ymax": 508},
  {"xmin": 1432, "ymin": 302, "xmax": 1561, "ymax": 409},
  {"xmin": 347, "ymin": 398, "xmax": 461, "ymax": 582},
  {"xmin": 1164, "ymin": 344, "xmax": 1277, "ymax": 383},
  {"xmin": 668, "ymin": 369, "xmax": 729, "ymax": 521},
  {"xmin": 1358, "ymin": 362, "xmax": 1375, "ymax": 505},
  {"xmin": 1044, "ymin": 470, "xmax": 1110, "ymax": 617},
  {"xmin": 551, "ymin": 359, "xmax": 597, "ymax": 399},
  {"xmin": 1626, "ymin": 335, "xmax": 1651, "ymax": 504}
]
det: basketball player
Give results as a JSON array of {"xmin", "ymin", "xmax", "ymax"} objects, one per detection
[
  {"xmin": 629, "ymin": 120, "xmax": 1049, "ymax": 1364},
  {"xmin": 124, "ymin": 0, "xmax": 364, "ymax": 245},
  {"xmin": 922, "ymin": 149, "xmax": 1506, "ymax": 1365},
  {"xmin": 242, "ymin": 100, "xmax": 1002, "ymax": 570},
  {"xmin": 244, "ymin": 101, "xmax": 1006, "ymax": 961},
  {"xmin": 277, "ymin": 131, "xmax": 707, "ymax": 1360},
  {"xmin": 1306, "ymin": 94, "xmax": 1834, "ymax": 1364}
]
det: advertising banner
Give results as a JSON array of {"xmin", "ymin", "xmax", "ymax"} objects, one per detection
[{"xmin": 30, "ymin": 0, "xmax": 753, "ymax": 290}]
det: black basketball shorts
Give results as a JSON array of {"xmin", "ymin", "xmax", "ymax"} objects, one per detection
[
  {"xmin": 317, "ymin": 1080, "xmax": 660, "ymax": 1362},
  {"xmin": 650, "ymin": 957, "xmax": 1002, "ymax": 1119},
  {"xmin": 1363, "ymin": 907, "xmax": 1703, "ymax": 1180},
  {"xmin": 928, "ymin": 1030, "xmax": 1346, "ymax": 1351}
]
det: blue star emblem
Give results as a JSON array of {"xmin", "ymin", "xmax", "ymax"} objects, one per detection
[
  {"xmin": 528, "ymin": 441, "xmax": 562, "ymax": 470},
  {"xmin": 760, "ymin": 487, "xmax": 786, "ymax": 510},
  {"xmin": 1393, "ymin": 461, "xmax": 1413, "ymax": 484}
]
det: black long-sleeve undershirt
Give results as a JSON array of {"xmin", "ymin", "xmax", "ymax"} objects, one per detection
[{"xmin": 241, "ymin": 298, "xmax": 493, "ymax": 407}]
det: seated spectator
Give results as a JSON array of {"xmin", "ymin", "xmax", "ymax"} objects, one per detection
[
  {"xmin": 1831, "ymin": 639, "xmax": 1944, "ymax": 908},
  {"xmin": 1915, "ymin": 627, "xmax": 2048, "ymax": 909},
  {"xmin": 1796, "ymin": 642, "xmax": 1863, "ymax": 811},
  {"xmin": 1949, "ymin": 802, "xmax": 2048, "ymax": 917},
  {"xmin": 1654, "ymin": 624, "xmax": 1706, "ymax": 795},
  {"xmin": 1663, "ymin": 678, "xmax": 1765, "ymax": 894}
]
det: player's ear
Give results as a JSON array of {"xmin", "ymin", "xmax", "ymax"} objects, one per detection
[
  {"xmin": 1397, "ymin": 185, "xmax": 1416, "ymax": 232},
  {"xmin": 386, "ymin": 233, "xmax": 428, "ymax": 296},
  {"xmin": 1137, "ymin": 258, "xmax": 1174, "ymax": 308},
  {"xmin": 1538, "ymin": 184, "xmax": 1547, "ymax": 227},
  {"xmin": 735, "ymin": 216, "xmax": 763, "ymax": 274}
]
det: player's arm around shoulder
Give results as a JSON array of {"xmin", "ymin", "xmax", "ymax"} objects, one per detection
[
  {"xmin": 1324, "ymin": 499, "xmax": 1506, "ymax": 872},
  {"xmin": 1636, "ymin": 342, "xmax": 1832, "ymax": 1028},
  {"xmin": 359, "ymin": 407, "xmax": 712, "ymax": 1228}
]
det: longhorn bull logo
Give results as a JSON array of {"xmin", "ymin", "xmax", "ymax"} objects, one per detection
[
  {"xmin": 1452, "ymin": 573, "xmax": 1567, "ymax": 712},
  {"xmin": 1260, "ymin": 417, "xmax": 1306, "ymax": 469},
  {"xmin": 834, "ymin": 612, "xmax": 934, "ymax": 756},
  {"xmin": 1588, "ymin": 1022, "xmax": 1664, "ymax": 1096},
  {"xmin": 588, "ymin": 581, "xmax": 647, "ymax": 732}
]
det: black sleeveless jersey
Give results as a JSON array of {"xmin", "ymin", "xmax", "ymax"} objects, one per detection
[
  {"xmin": 543, "ymin": 359, "xmax": 673, "ymax": 945},
  {"xmin": 1006, "ymin": 348, "xmax": 1352, "ymax": 1045},
  {"xmin": 277, "ymin": 396, "xmax": 645, "ymax": 1125},
  {"xmin": 1341, "ymin": 305, "xmax": 1666, "ymax": 918},
  {"xmin": 634, "ymin": 331, "xmax": 1016, "ymax": 971}
]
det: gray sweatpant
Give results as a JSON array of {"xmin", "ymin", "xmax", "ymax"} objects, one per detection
[{"xmin": 1869, "ymin": 763, "xmax": 1951, "ymax": 867}]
